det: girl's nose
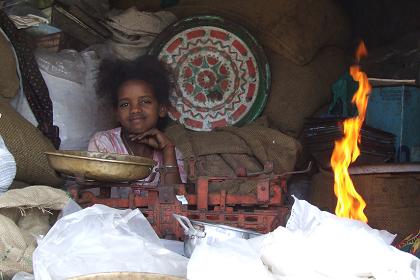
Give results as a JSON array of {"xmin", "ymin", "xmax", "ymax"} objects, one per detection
[{"xmin": 130, "ymin": 103, "xmax": 142, "ymax": 113}]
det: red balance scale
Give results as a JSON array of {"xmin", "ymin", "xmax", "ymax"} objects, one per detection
[{"xmin": 64, "ymin": 161, "xmax": 311, "ymax": 240}]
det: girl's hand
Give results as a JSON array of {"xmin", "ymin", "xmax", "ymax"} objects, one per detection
[
  {"xmin": 129, "ymin": 128, "xmax": 174, "ymax": 151},
  {"xmin": 130, "ymin": 128, "xmax": 181, "ymax": 184}
]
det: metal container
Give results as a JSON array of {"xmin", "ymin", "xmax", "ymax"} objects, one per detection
[
  {"xmin": 45, "ymin": 150, "xmax": 155, "ymax": 182},
  {"xmin": 366, "ymin": 86, "xmax": 420, "ymax": 162},
  {"xmin": 173, "ymin": 214, "xmax": 261, "ymax": 258}
]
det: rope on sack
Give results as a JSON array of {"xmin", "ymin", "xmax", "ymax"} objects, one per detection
[
  {"xmin": 39, "ymin": 207, "xmax": 52, "ymax": 215},
  {"xmin": 18, "ymin": 207, "xmax": 26, "ymax": 216}
]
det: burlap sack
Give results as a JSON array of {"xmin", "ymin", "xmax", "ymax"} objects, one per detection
[
  {"xmin": 0, "ymin": 214, "xmax": 35, "ymax": 279},
  {"xmin": 168, "ymin": 0, "xmax": 350, "ymax": 65},
  {"xmin": 105, "ymin": 8, "xmax": 176, "ymax": 60},
  {"xmin": 165, "ymin": 122, "xmax": 301, "ymax": 193},
  {"xmin": 0, "ymin": 102, "xmax": 63, "ymax": 186},
  {"xmin": 263, "ymin": 46, "xmax": 349, "ymax": 137},
  {"xmin": 190, "ymin": 131, "xmax": 252, "ymax": 156},
  {"xmin": 0, "ymin": 186, "xmax": 69, "ymax": 279},
  {"xmin": 106, "ymin": 8, "xmax": 176, "ymax": 36},
  {"xmin": 0, "ymin": 185, "xmax": 69, "ymax": 209},
  {"xmin": 219, "ymin": 124, "xmax": 302, "ymax": 174},
  {"xmin": 0, "ymin": 29, "xmax": 19, "ymax": 99}
]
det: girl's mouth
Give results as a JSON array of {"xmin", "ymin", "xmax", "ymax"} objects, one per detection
[{"xmin": 129, "ymin": 115, "xmax": 146, "ymax": 122}]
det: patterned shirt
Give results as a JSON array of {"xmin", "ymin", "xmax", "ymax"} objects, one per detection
[{"xmin": 88, "ymin": 127, "xmax": 187, "ymax": 186}]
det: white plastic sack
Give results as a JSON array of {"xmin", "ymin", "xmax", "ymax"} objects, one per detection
[
  {"xmin": 187, "ymin": 237, "xmax": 274, "ymax": 280},
  {"xmin": 33, "ymin": 204, "xmax": 188, "ymax": 280},
  {"xmin": 11, "ymin": 49, "xmax": 115, "ymax": 150},
  {"xmin": 260, "ymin": 197, "xmax": 420, "ymax": 280},
  {"xmin": 35, "ymin": 49, "xmax": 86, "ymax": 84},
  {"xmin": 285, "ymin": 195, "xmax": 396, "ymax": 244},
  {"xmin": 0, "ymin": 135, "xmax": 16, "ymax": 195}
]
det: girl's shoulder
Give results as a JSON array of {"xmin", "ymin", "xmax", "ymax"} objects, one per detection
[
  {"xmin": 88, "ymin": 127, "xmax": 126, "ymax": 153},
  {"xmin": 92, "ymin": 127, "xmax": 122, "ymax": 140}
]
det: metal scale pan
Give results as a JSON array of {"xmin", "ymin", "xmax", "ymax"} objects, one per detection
[{"xmin": 45, "ymin": 150, "xmax": 156, "ymax": 182}]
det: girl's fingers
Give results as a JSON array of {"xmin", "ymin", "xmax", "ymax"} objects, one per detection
[
  {"xmin": 129, "ymin": 129, "xmax": 158, "ymax": 141},
  {"xmin": 145, "ymin": 141, "xmax": 160, "ymax": 149},
  {"xmin": 129, "ymin": 135, "xmax": 142, "ymax": 141},
  {"xmin": 128, "ymin": 129, "xmax": 171, "ymax": 149}
]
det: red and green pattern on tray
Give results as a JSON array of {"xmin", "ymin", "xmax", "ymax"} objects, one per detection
[{"xmin": 150, "ymin": 16, "xmax": 270, "ymax": 131}]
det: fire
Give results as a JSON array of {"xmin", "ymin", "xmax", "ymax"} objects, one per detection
[{"xmin": 330, "ymin": 42, "xmax": 371, "ymax": 223}]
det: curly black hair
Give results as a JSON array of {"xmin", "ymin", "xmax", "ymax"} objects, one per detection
[{"xmin": 96, "ymin": 55, "xmax": 172, "ymax": 108}]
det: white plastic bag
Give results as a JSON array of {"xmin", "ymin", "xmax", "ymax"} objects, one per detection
[
  {"xmin": 260, "ymin": 197, "xmax": 420, "ymax": 280},
  {"xmin": 32, "ymin": 204, "xmax": 188, "ymax": 280},
  {"xmin": 187, "ymin": 237, "xmax": 274, "ymax": 280},
  {"xmin": 0, "ymin": 135, "xmax": 16, "ymax": 195},
  {"xmin": 35, "ymin": 49, "xmax": 86, "ymax": 84},
  {"xmin": 285, "ymin": 195, "xmax": 396, "ymax": 244},
  {"xmin": 11, "ymin": 49, "xmax": 115, "ymax": 150}
]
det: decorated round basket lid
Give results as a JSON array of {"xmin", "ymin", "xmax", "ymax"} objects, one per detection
[{"xmin": 149, "ymin": 15, "xmax": 271, "ymax": 131}]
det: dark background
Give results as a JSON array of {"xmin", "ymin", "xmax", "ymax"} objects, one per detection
[{"xmin": 337, "ymin": 0, "xmax": 420, "ymax": 48}]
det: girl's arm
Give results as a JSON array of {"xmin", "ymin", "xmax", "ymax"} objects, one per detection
[
  {"xmin": 161, "ymin": 143, "xmax": 182, "ymax": 185},
  {"xmin": 129, "ymin": 128, "xmax": 182, "ymax": 185}
]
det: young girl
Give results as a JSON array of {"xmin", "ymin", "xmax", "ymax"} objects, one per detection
[{"xmin": 88, "ymin": 55, "xmax": 186, "ymax": 187}]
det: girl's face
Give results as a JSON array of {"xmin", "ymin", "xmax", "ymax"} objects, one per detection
[{"xmin": 116, "ymin": 80, "xmax": 167, "ymax": 134}]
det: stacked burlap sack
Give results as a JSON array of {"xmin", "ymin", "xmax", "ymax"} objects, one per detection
[
  {"xmin": 0, "ymin": 186, "xmax": 69, "ymax": 279},
  {"xmin": 0, "ymin": 28, "xmax": 62, "ymax": 187},
  {"xmin": 104, "ymin": 8, "xmax": 177, "ymax": 60},
  {"xmin": 167, "ymin": 0, "xmax": 351, "ymax": 137},
  {"xmin": 170, "ymin": 0, "xmax": 349, "ymax": 65},
  {"xmin": 166, "ymin": 120, "xmax": 301, "ymax": 193},
  {"xmin": 265, "ymin": 47, "xmax": 349, "ymax": 137}
]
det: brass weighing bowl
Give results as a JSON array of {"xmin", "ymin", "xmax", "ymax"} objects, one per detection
[
  {"xmin": 45, "ymin": 151, "xmax": 156, "ymax": 182},
  {"xmin": 68, "ymin": 272, "xmax": 185, "ymax": 280}
]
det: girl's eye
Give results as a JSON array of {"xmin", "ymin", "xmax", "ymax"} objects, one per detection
[
  {"xmin": 119, "ymin": 102, "xmax": 129, "ymax": 108},
  {"xmin": 140, "ymin": 99, "xmax": 152, "ymax": 104}
]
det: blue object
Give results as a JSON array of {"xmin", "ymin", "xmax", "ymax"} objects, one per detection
[
  {"xmin": 365, "ymin": 86, "xmax": 420, "ymax": 162},
  {"xmin": 328, "ymin": 72, "xmax": 358, "ymax": 118},
  {"xmin": 26, "ymin": 23, "xmax": 61, "ymax": 37}
]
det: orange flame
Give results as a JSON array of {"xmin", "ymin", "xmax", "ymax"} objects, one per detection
[{"xmin": 330, "ymin": 41, "xmax": 371, "ymax": 223}]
